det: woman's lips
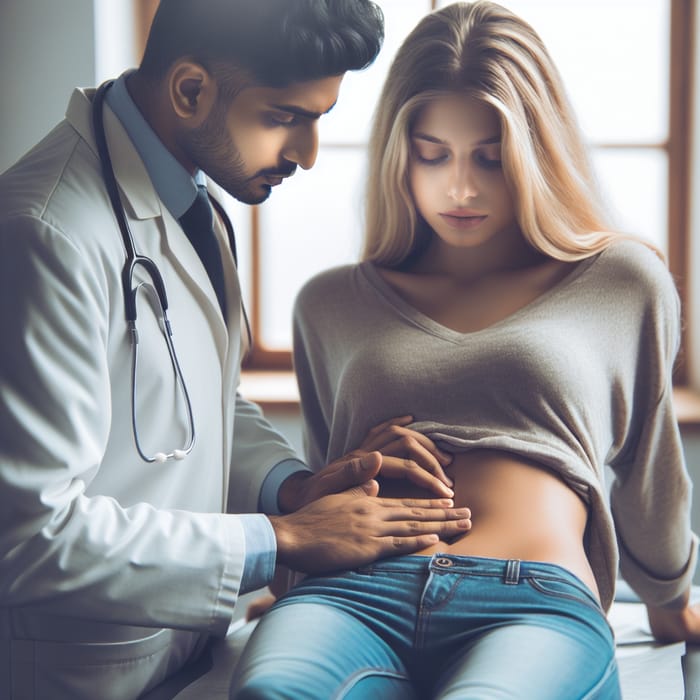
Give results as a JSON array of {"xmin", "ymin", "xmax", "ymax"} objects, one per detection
[{"xmin": 439, "ymin": 211, "xmax": 488, "ymax": 228}]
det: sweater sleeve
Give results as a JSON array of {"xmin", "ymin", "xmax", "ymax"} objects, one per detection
[
  {"xmin": 611, "ymin": 383, "xmax": 698, "ymax": 606},
  {"xmin": 608, "ymin": 249, "xmax": 698, "ymax": 606}
]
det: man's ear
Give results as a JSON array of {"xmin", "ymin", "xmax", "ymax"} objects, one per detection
[{"xmin": 168, "ymin": 60, "xmax": 218, "ymax": 125}]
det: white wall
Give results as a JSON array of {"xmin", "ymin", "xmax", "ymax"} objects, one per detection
[
  {"xmin": 0, "ymin": 0, "xmax": 95, "ymax": 171},
  {"xmin": 94, "ymin": 1, "xmax": 139, "ymax": 84},
  {"xmin": 0, "ymin": 0, "xmax": 139, "ymax": 173}
]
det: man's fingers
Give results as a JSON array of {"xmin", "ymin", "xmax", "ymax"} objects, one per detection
[
  {"xmin": 379, "ymin": 496, "xmax": 463, "ymax": 510},
  {"xmin": 319, "ymin": 452, "xmax": 382, "ymax": 493},
  {"xmin": 386, "ymin": 534, "xmax": 441, "ymax": 553},
  {"xmin": 350, "ymin": 479, "xmax": 380, "ymax": 498},
  {"xmin": 340, "ymin": 451, "xmax": 381, "ymax": 480},
  {"xmin": 377, "ymin": 514, "xmax": 472, "ymax": 538},
  {"xmin": 374, "ymin": 502, "xmax": 472, "ymax": 531},
  {"xmin": 379, "ymin": 528, "xmax": 471, "ymax": 555}
]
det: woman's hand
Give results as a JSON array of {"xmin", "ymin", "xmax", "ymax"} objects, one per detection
[
  {"xmin": 341, "ymin": 415, "xmax": 454, "ymax": 498},
  {"xmin": 646, "ymin": 590, "xmax": 700, "ymax": 644},
  {"xmin": 277, "ymin": 418, "xmax": 454, "ymax": 514}
]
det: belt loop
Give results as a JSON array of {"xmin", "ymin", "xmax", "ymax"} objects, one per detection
[{"xmin": 504, "ymin": 559, "xmax": 521, "ymax": 585}]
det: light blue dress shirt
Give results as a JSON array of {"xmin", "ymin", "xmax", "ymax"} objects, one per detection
[{"xmin": 104, "ymin": 72, "xmax": 311, "ymax": 594}]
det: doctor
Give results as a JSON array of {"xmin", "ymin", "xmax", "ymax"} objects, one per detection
[{"xmin": 0, "ymin": 1, "xmax": 471, "ymax": 698}]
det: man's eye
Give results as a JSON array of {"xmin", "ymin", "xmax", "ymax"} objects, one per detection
[{"xmin": 267, "ymin": 113, "xmax": 297, "ymax": 126}]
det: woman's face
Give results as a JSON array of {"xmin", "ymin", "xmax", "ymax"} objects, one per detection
[{"xmin": 408, "ymin": 94, "xmax": 519, "ymax": 253}]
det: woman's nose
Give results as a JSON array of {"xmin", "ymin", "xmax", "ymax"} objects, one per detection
[{"xmin": 447, "ymin": 163, "xmax": 478, "ymax": 202}]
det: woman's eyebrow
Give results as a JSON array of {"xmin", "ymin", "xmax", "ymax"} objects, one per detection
[
  {"xmin": 412, "ymin": 132, "xmax": 447, "ymax": 144},
  {"xmin": 412, "ymin": 132, "xmax": 501, "ymax": 145},
  {"xmin": 477, "ymin": 135, "xmax": 501, "ymax": 145}
]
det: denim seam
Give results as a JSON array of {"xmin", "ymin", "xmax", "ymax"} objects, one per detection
[
  {"xmin": 333, "ymin": 667, "xmax": 410, "ymax": 700},
  {"xmin": 578, "ymin": 655, "xmax": 620, "ymax": 699}
]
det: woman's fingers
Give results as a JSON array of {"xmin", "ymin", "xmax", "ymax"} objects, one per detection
[
  {"xmin": 363, "ymin": 422, "xmax": 452, "ymax": 469},
  {"xmin": 365, "ymin": 415, "xmax": 414, "ymax": 437},
  {"xmin": 380, "ymin": 436, "xmax": 452, "ymax": 481},
  {"xmin": 379, "ymin": 456, "xmax": 454, "ymax": 497}
]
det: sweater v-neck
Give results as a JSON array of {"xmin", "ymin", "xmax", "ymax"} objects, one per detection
[{"xmin": 359, "ymin": 252, "xmax": 601, "ymax": 342}]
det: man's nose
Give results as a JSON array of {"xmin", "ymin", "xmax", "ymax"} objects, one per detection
[{"xmin": 282, "ymin": 123, "xmax": 320, "ymax": 170}]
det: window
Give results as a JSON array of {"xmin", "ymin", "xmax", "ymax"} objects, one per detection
[{"xmin": 135, "ymin": 1, "xmax": 695, "ymax": 383}]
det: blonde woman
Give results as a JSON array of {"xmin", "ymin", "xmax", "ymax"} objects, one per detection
[{"xmin": 230, "ymin": 3, "xmax": 698, "ymax": 698}]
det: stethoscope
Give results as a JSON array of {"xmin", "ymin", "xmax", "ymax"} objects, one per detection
[{"xmin": 92, "ymin": 80, "xmax": 249, "ymax": 464}]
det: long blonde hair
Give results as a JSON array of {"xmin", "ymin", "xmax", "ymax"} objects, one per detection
[{"xmin": 363, "ymin": 1, "xmax": 640, "ymax": 266}]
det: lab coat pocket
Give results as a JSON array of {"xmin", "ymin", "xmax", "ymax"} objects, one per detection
[{"xmin": 11, "ymin": 627, "xmax": 178, "ymax": 700}]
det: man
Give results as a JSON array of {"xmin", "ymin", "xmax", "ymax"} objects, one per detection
[{"xmin": 0, "ymin": 1, "xmax": 470, "ymax": 698}]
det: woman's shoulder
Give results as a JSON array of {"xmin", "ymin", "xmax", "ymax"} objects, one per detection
[
  {"xmin": 580, "ymin": 238, "xmax": 681, "ymax": 338},
  {"xmin": 590, "ymin": 237, "xmax": 676, "ymax": 296},
  {"xmin": 594, "ymin": 237, "xmax": 664, "ymax": 273},
  {"xmin": 297, "ymin": 262, "xmax": 363, "ymax": 293},
  {"xmin": 294, "ymin": 263, "xmax": 365, "ymax": 313}
]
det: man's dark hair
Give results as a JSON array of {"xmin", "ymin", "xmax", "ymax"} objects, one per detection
[{"xmin": 139, "ymin": 0, "xmax": 384, "ymax": 88}]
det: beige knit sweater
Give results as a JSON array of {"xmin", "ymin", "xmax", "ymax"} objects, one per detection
[{"xmin": 293, "ymin": 240, "xmax": 697, "ymax": 611}]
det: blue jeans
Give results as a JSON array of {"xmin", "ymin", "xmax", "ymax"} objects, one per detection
[{"xmin": 230, "ymin": 554, "xmax": 620, "ymax": 699}]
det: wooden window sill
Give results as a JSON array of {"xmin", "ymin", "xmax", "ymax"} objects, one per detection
[
  {"xmin": 241, "ymin": 371, "xmax": 700, "ymax": 427},
  {"xmin": 673, "ymin": 386, "xmax": 700, "ymax": 428},
  {"xmin": 239, "ymin": 370, "xmax": 301, "ymax": 411}
]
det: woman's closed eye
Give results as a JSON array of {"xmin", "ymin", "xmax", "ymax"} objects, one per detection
[
  {"xmin": 413, "ymin": 146, "xmax": 449, "ymax": 165},
  {"xmin": 474, "ymin": 147, "xmax": 502, "ymax": 170}
]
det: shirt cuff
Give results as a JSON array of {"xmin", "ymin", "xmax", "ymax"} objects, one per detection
[
  {"xmin": 259, "ymin": 458, "xmax": 312, "ymax": 515},
  {"xmin": 239, "ymin": 514, "xmax": 277, "ymax": 594}
]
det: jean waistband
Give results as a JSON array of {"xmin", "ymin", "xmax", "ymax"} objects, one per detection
[{"xmin": 358, "ymin": 553, "xmax": 583, "ymax": 587}]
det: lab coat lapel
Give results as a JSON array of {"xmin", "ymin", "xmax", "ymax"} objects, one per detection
[{"xmin": 67, "ymin": 88, "xmax": 230, "ymax": 357}]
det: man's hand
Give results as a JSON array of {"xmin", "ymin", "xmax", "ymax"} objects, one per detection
[
  {"xmin": 277, "ymin": 451, "xmax": 385, "ymax": 513},
  {"xmin": 647, "ymin": 591, "xmax": 700, "ymax": 644},
  {"xmin": 278, "ymin": 418, "xmax": 454, "ymax": 513},
  {"xmin": 270, "ymin": 481, "xmax": 471, "ymax": 574}
]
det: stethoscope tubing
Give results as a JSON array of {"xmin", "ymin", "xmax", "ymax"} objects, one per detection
[
  {"xmin": 92, "ymin": 80, "xmax": 195, "ymax": 463},
  {"xmin": 91, "ymin": 79, "xmax": 252, "ymax": 464}
]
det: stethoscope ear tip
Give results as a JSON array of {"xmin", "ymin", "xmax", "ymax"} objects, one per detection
[
  {"xmin": 173, "ymin": 449, "xmax": 187, "ymax": 460},
  {"xmin": 153, "ymin": 452, "xmax": 168, "ymax": 463}
]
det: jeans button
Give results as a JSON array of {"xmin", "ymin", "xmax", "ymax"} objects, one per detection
[{"xmin": 435, "ymin": 557, "xmax": 453, "ymax": 568}]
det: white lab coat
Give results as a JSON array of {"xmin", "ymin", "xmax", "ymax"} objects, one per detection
[{"xmin": 0, "ymin": 88, "xmax": 298, "ymax": 699}]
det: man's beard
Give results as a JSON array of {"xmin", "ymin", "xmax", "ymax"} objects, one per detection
[{"xmin": 181, "ymin": 104, "xmax": 294, "ymax": 205}]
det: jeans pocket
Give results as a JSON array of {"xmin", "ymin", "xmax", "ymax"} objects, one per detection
[{"xmin": 526, "ymin": 574, "xmax": 602, "ymax": 614}]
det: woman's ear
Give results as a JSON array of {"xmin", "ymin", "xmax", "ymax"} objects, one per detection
[{"xmin": 168, "ymin": 60, "xmax": 218, "ymax": 126}]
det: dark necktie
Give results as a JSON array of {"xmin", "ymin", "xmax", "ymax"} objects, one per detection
[{"xmin": 179, "ymin": 185, "xmax": 227, "ymax": 317}]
